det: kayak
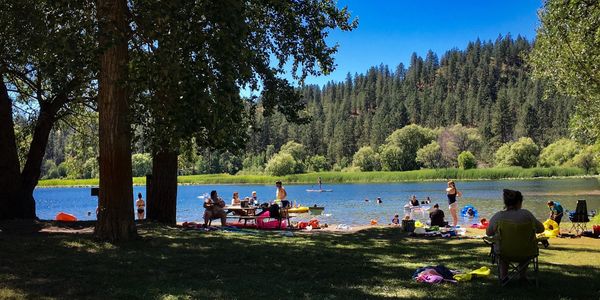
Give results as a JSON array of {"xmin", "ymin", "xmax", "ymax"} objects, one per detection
[
  {"xmin": 306, "ymin": 189, "xmax": 333, "ymax": 192},
  {"xmin": 55, "ymin": 212, "xmax": 77, "ymax": 222},
  {"xmin": 288, "ymin": 207, "xmax": 309, "ymax": 213}
]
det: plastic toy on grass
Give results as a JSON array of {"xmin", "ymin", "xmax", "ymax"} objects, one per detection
[{"xmin": 543, "ymin": 219, "xmax": 560, "ymax": 237}]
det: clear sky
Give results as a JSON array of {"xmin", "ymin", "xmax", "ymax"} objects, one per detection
[{"xmin": 297, "ymin": 0, "xmax": 542, "ymax": 87}]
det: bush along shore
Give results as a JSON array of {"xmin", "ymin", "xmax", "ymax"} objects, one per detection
[{"xmin": 36, "ymin": 167, "xmax": 591, "ymax": 187}]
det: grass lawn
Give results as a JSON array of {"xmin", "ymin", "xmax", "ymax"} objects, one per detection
[
  {"xmin": 37, "ymin": 167, "xmax": 590, "ymax": 187},
  {"xmin": 1, "ymin": 223, "xmax": 599, "ymax": 299}
]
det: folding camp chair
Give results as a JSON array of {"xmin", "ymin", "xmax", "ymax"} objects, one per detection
[
  {"xmin": 483, "ymin": 220, "xmax": 540, "ymax": 287},
  {"xmin": 569, "ymin": 200, "xmax": 590, "ymax": 234}
]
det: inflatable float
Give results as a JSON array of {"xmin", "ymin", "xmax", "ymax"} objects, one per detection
[
  {"xmin": 255, "ymin": 211, "xmax": 288, "ymax": 229},
  {"xmin": 543, "ymin": 219, "xmax": 560, "ymax": 238},
  {"xmin": 461, "ymin": 205, "xmax": 478, "ymax": 217},
  {"xmin": 55, "ymin": 212, "xmax": 77, "ymax": 222},
  {"xmin": 470, "ymin": 218, "xmax": 489, "ymax": 229},
  {"xmin": 298, "ymin": 219, "xmax": 320, "ymax": 229}
]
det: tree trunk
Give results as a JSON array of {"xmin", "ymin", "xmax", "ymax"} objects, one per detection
[
  {"xmin": 94, "ymin": 0, "xmax": 136, "ymax": 241},
  {"xmin": 0, "ymin": 74, "xmax": 22, "ymax": 220},
  {"xmin": 147, "ymin": 149, "xmax": 178, "ymax": 224},
  {"xmin": 16, "ymin": 102, "xmax": 59, "ymax": 219}
]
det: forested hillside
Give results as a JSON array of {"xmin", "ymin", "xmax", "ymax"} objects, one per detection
[
  {"xmin": 246, "ymin": 35, "xmax": 572, "ymax": 166},
  {"xmin": 35, "ymin": 35, "xmax": 583, "ymax": 178}
]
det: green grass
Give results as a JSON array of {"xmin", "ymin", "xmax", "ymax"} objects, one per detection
[
  {"xmin": 0, "ymin": 223, "xmax": 599, "ymax": 299},
  {"xmin": 37, "ymin": 167, "xmax": 589, "ymax": 187}
]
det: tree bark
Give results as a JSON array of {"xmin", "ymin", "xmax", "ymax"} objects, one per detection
[
  {"xmin": 147, "ymin": 149, "xmax": 178, "ymax": 224},
  {"xmin": 16, "ymin": 102, "xmax": 60, "ymax": 219},
  {"xmin": 0, "ymin": 74, "xmax": 22, "ymax": 220},
  {"xmin": 94, "ymin": 0, "xmax": 137, "ymax": 241}
]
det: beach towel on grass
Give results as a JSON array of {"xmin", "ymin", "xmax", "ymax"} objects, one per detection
[{"xmin": 413, "ymin": 265, "xmax": 457, "ymax": 284}]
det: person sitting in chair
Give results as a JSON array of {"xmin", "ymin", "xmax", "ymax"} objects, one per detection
[
  {"xmin": 250, "ymin": 191, "xmax": 258, "ymax": 206},
  {"xmin": 547, "ymin": 201, "xmax": 564, "ymax": 225},
  {"xmin": 231, "ymin": 192, "xmax": 241, "ymax": 206},
  {"xmin": 203, "ymin": 190, "xmax": 227, "ymax": 227},
  {"xmin": 487, "ymin": 189, "xmax": 544, "ymax": 283}
]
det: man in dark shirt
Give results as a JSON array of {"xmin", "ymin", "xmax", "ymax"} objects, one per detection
[{"xmin": 429, "ymin": 203, "xmax": 446, "ymax": 227}]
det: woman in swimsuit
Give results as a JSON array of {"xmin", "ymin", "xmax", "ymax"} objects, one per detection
[
  {"xmin": 136, "ymin": 193, "xmax": 145, "ymax": 220},
  {"xmin": 446, "ymin": 180, "xmax": 462, "ymax": 227}
]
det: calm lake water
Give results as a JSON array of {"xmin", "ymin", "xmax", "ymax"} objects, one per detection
[{"xmin": 34, "ymin": 178, "xmax": 600, "ymax": 226}]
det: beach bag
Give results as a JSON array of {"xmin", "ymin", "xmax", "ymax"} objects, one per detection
[{"xmin": 402, "ymin": 219, "xmax": 415, "ymax": 232}]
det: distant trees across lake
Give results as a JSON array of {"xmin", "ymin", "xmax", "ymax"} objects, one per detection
[{"xmin": 35, "ymin": 35, "xmax": 599, "ymax": 178}]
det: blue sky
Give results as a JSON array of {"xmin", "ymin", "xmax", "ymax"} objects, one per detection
[{"xmin": 296, "ymin": 0, "xmax": 542, "ymax": 87}]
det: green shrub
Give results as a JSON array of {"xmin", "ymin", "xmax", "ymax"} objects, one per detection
[
  {"xmin": 416, "ymin": 141, "xmax": 447, "ymax": 169},
  {"xmin": 82, "ymin": 158, "xmax": 99, "ymax": 178},
  {"xmin": 495, "ymin": 137, "xmax": 540, "ymax": 168},
  {"xmin": 380, "ymin": 145, "xmax": 403, "ymax": 171},
  {"xmin": 352, "ymin": 146, "xmax": 381, "ymax": 171},
  {"xmin": 132, "ymin": 153, "xmax": 152, "ymax": 177},
  {"xmin": 42, "ymin": 159, "xmax": 58, "ymax": 179},
  {"xmin": 279, "ymin": 141, "xmax": 307, "ymax": 162},
  {"xmin": 265, "ymin": 153, "xmax": 296, "ymax": 176},
  {"xmin": 384, "ymin": 124, "xmax": 436, "ymax": 170},
  {"xmin": 307, "ymin": 155, "xmax": 329, "ymax": 172},
  {"xmin": 571, "ymin": 144, "xmax": 600, "ymax": 174},
  {"xmin": 457, "ymin": 151, "xmax": 477, "ymax": 169},
  {"xmin": 538, "ymin": 138, "xmax": 581, "ymax": 167}
]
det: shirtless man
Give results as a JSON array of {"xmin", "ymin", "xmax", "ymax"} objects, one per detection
[
  {"xmin": 275, "ymin": 181, "xmax": 289, "ymax": 208},
  {"xmin": 136, "ymin": 193, "xmax": 145, "ymax": 220}
]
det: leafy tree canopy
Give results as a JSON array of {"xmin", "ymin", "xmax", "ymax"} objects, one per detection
[{"xmin": 530, "ymin": 0, "xmax": 600, "ymax": 142}]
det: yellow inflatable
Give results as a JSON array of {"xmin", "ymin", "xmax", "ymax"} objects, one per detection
[
  {"xmin": 288, "ymin": 207, "xmax": 309, "ymax": 213},
  {"xmin": 415, "ymin": 220, "xmax": 424, "ymax": 228},
  {"xmin": 543, "ymin": 219, "xmax": 560, "ymax": 238}
]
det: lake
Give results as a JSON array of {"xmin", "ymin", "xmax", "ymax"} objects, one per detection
[{"xmin": 34, "ymin": 178, "xmax": 600, "ymax": 226}]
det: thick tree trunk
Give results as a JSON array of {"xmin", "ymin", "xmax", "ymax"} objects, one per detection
[
  {"xmin": 94, "ymin": 0, "xmax": 137, "ymax": 241},
  {"xmin": 147, "ymin": 149, "xmax": 178, "ymax": 224},
  {"xmin": 16, "ymin": 102, "xmax": 59, "ymax": 219},
  {"xmin": 0, "ymin": 75, "xmax": 22, "ymax": 220}
]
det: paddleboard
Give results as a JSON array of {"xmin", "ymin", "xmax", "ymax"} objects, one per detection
[{"xmin": 306, "ymin": 189, "xmax": 333, "ymax": 192}]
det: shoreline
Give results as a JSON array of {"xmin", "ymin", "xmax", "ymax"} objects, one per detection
[{"xmin": 36, "ymin": 168, "xmax": 598, "ymax": 188}]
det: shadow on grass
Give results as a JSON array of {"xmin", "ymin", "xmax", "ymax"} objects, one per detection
[{"xmin": 1, "ymin": 224, "xmax": 599, "ymax": 299}]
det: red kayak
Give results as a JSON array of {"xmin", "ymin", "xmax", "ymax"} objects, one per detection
[{"xmin": 55, "ymin": 212, "xmax": 77, "ymax": 222}]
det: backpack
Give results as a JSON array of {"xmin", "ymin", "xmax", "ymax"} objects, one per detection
[{"xmin": 269, "ymin": 203, "xmax": 281, "ymax": 219}]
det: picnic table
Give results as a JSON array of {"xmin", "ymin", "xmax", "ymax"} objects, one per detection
[{"xmin": 223, "ymin": 205, "xmax": 298, "ymax": 229}]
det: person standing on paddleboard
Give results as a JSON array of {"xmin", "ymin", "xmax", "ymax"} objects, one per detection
[{"xmin": 318, "ymin": 177, "xmax": 322, "ymax": 190}]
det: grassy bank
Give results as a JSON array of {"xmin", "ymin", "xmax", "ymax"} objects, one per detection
[
  {"xmin": 1, "ymin": 223, "xmax": 599, "ymax": 299},
  {"xmin": 37, "ymin": 167, "xmax": 590, "ymax": 187}
]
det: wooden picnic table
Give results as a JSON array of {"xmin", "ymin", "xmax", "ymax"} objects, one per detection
[
  {"xmin": 224, "ymin": 206, "xmax": 299, "ymax": 229},
  {"xmin": 224, "ymin": 205, "xmax": 258, "ymax": 215}
]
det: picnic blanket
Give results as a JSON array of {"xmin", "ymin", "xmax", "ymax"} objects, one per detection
[{"xmin": 413, "ymin": 265, "xmax": 490, "ymax": 284}]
